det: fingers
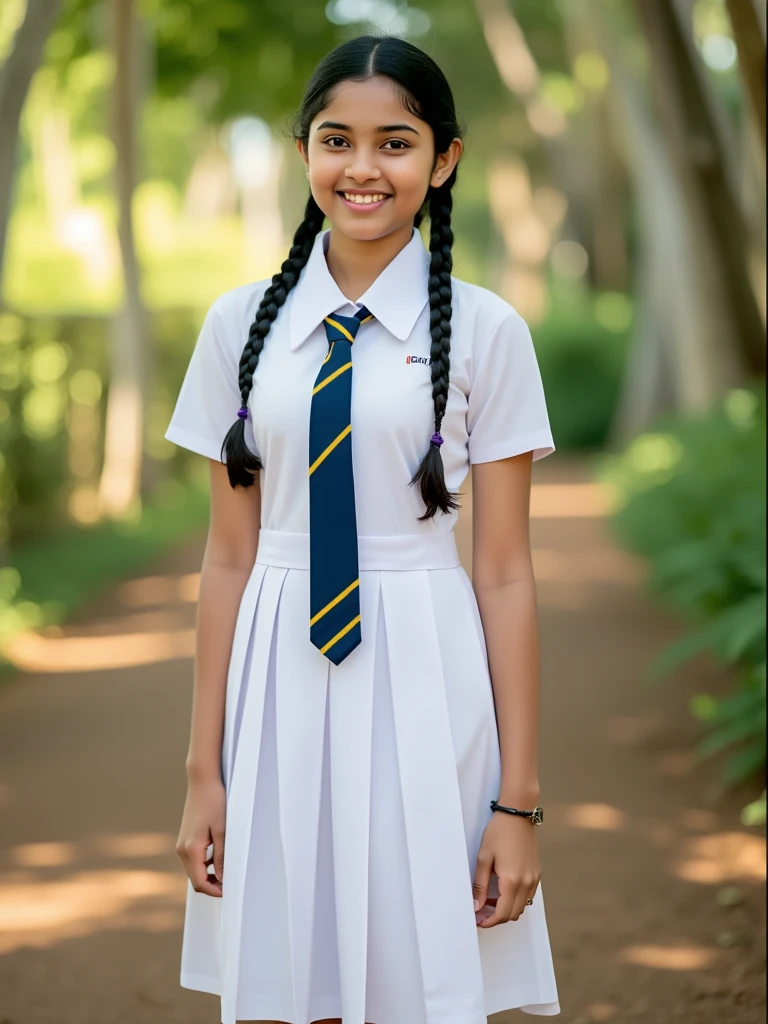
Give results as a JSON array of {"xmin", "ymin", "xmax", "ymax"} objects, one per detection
[
  {"xmin": 176, "ymin": 834, "xmax": 223, "ymax": 898},
  {"xmin": 212, "ymin": 827, "xmax": 225, "ymax": 884},
  {"xmin": 472, "ymin": 848, "xmax": 493, "ymax": 914},
  {"xmin": 475, "ymin": 896, "xmax": 497, "ymax": 925},
  {"xmin": 478, "ymin": 873, "xmax": 540, "ymax": 928}
]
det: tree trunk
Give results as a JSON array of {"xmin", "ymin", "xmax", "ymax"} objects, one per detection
[
  {"xmin": 739, "ymin": 113, "xmax": 767, "ymax": 326},
  {"xmin": 634, "ymin": 0, "xmax": 766, "ymax": 377},
  {"xmin": 559, "ymin": 6, "xmax": 630, "ymax": 292},
  {"xmin": 98, "ymin": 0, "xmax": 148, "ymax": 518},
  {"xmin": 0, "ymin": 0, "xmax": 62, "ymax": 299},
  {"xmin": 586, "ymin": 1, "xmax": 741, "ymax": 440},
  {"xmin": 609, "ymin": 250, "xmax": 675, "ymax": 445},
  {"xmin": 590, "ymin": 100, "xmax": 630, "ymax": 291},
  {"xmin": 472, "ymin": 0, "xmax": 582, "ymax": 320},
  {"xmin": 725, "ymin": 0, "xmax": 766, "ymax": 149}
]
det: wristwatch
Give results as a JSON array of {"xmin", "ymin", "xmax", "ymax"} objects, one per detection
[{"xmin": 490, "ymin": 800, "xmax": 544, "ymax": 825}]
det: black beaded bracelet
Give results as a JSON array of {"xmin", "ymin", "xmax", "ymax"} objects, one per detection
[{"xmin": 490, "ymin": 800, "xmax": 544, "ymax": 825}]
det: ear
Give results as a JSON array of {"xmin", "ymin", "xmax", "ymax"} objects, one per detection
[
  {"xmin": 296, "ymin": 139, "xmax": 309, "ymax": 170},
  {"xmin": 429, "ymin": 137, "xmax": 463, "ymax": 189}
]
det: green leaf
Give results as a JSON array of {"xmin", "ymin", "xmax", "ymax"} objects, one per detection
[
  {"xmin": 741, "ymin": 790, "xmax": 767, "ymax": 827},
  {"xmin": 722, "ymin": 742, "xmax": 767, "ymax": 785},
  {"xmin": 697, "ymin": 716, "xmax": 765, "ymax": 758},
  {"xmin": 690, "ymin": 694, "xmax": 720, "ymax": 721}
]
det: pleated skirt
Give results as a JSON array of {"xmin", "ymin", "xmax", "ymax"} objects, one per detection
[{"xmin": 179, "ymin": 530, "xmax": 560, "ymax": 1023}]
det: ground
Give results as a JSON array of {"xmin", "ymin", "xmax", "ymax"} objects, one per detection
[{"xmin": 0, "ymin": 455, "xmax": 764, "ymax": 1023}]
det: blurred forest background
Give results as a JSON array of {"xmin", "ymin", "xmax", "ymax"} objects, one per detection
[{"xmin": 0, "ymin": 0, "xmax": 765, "ymax": 817}]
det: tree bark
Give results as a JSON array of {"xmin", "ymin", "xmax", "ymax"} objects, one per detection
[
  {"xmin": 582, "ymin": 0, "xmax": 744, "ymax": 442},
  {"xmin": 608, "ymin": 30, "xmax": 726, "ymax": 416},
  {"xmin": 634, "ymin": 0, "xmax": 766, "ymax": 376},
  {"xmin": 559, "ymin": 6, "xmax": 629, "ymax": 291},
  {"xmin": 98, "ymin": 0, "xmax": 148, "ymax": 518},
  {"xmin": 0, "ymin": 0, "xmax": 62, "ymax": 299},
  {"xmin": 725, "ymin": 0, "xmax": 766, "ymax": 149},
  {"xmin": 472, "ymin": 0, "xmax": 582, "ymax": 318}
]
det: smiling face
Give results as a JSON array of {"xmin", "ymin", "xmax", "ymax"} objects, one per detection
[{"xmin": 298, "ymin": 76, "xmax": 461, "ymax": 242}]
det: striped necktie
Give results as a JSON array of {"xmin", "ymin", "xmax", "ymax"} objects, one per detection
[{"xmin": 308, "ymin": 305, "xmax": 374, "ymax": 664}]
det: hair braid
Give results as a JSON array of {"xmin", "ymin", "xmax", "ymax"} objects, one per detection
[
  {"xmin": 409, "ymin": 183, "xmax": 462, "ymax": 520},
  {"xmin": 221, "ymin": 192, "xmax": 325, "ymax": 488}
]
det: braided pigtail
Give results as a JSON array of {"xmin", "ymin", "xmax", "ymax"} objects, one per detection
[
  {"xmin": 409, "ymin": 183, "xmax": 461, "ymax": 520},
  {"xmin": 221, "ymin": 192, "xmax": 325, "ymax": 488}
]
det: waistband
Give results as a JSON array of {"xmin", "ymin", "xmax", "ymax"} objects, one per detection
[{"xmin": 255, "ymin": 529, "xmax": 460, "ymax": 571}]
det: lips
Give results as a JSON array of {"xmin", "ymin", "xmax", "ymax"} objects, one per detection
[{"xmin": 337, "ymin": 190, "xmax": 392, "ymax": 210}]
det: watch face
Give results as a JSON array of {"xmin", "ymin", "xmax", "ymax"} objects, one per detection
[{"xmin": 532, "ymin": 806, "xmax": 544, "ymax": 825}]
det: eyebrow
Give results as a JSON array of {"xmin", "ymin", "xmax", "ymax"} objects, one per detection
[{"xmin": 315, "ymin": 120, "xmax": 420, "ymax": 135}]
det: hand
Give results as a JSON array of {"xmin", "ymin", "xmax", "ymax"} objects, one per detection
[
  {"xmin": 472, "ymin": 810, "xmax": 540, "ymax": 928},
  {"xmin": 176, "ymin": 775, "xmax": 226, "ymax": 897}
]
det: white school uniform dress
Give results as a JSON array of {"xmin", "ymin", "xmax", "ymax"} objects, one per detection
[{"xmin": 164, "ymin": 224, "xmax": 561, "ymax": 1024}]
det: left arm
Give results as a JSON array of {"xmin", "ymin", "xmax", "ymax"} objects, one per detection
[
  {"xmin": 472, "ymin": 450, "xmax": 541, "ymax": 807},
  {"xmin": 470, "ymin": 450, "xmax": 543, "ymax": 926}
]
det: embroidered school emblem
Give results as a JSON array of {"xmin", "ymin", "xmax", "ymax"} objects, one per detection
[{"xmin": 405, "ymin": 355, "xmax": 435, "ymax": 365}]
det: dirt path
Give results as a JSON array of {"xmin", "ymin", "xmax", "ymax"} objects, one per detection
[{"xmin": 0, "ymin": 456, "xmax": 764, "ymax": 1024}]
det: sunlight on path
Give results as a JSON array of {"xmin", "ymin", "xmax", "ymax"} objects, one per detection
[{"xmin": 0, "ymin": 868, "xmax": 184, "ymax": 953}]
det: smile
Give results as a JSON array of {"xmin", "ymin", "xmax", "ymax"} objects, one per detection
[{"xmin": 337, "ymin": 191, "xmax": 392, "ymax": 211}]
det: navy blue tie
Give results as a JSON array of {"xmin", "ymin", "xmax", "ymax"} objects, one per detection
[{"xmin": 308, "ymin": 305, "xmax": 374, "ymax": 664}]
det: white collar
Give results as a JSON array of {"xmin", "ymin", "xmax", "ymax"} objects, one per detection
[{"xmin": 288, "ymin": 226, "xmax": 430, "ymax": 351}]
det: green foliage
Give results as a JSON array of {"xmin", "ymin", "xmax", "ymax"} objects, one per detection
[
  {"xmin": 150, "ymin": 0, "xmax": 340, "ymax": 123},
  {"xmin": 4, "ymin": 200, "xmax": 254, "ymax": 313},
  {"xmin": 0, "ymin": 472, "xmax": 210, "ymax": 674},
  {"xmin": 598, "ymin": 386, "xmax": 767, "ymax": 787},
  {"xmin": 0, "ymin": 300, "xmax": 213, "ymax": 675},
  {"xmin": 741, "ymin": 788, "xmax": 766, "ymax": 827},
  {"xmin": 533, "ymin": 282, "xmax": 631, "ymax": 450},
  {"xmin": 0, "ymin": 308, "xmax": 206, "ymax": 546}
]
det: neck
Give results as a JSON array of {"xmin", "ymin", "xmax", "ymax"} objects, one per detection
[{"xmin": 324, "ymin": 223, "xmax": 414, "ymax": 303}]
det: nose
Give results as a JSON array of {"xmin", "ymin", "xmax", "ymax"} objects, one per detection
[{"xmin": 345, "ymin": 148, "xmax": 381, "ymax": 183}]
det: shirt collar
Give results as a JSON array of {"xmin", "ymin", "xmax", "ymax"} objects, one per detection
[{"xmin": 288, "ymin": 225, "xmax": 430, "ymax": 351}]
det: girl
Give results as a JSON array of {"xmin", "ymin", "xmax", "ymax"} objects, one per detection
[{"xmin": 165, "ymin": 33, "xmax": 560, "ymax": 1024}]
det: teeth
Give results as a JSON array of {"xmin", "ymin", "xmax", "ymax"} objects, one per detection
[{"xmin": 343, "ymin": 192, "xmax": 388, "ymax": 204}]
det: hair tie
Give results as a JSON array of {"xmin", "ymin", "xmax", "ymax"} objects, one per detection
[
  {"xmin": 430, "ymin": 432, "xmax": 444, "ymax": 447},
  {"xmin": 237, "ymin": 406, "xmax": 249, "ymax": 419}
]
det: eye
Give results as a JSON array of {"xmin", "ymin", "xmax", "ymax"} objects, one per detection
[
  {"xmin": 323, "ymin": 136, "xmax": 349, "ymax": 148},
  {"xmin": 382, "ymin": 139, "xmax": 410, "ymax": 150}
]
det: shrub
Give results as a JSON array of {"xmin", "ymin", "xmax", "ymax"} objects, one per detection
[{"xmin": 597, "ymin": 385, "xmax": 766, "ymax": 793}]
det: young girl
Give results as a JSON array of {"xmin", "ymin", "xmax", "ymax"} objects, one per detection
[{"xmin": 165, "ymin": 33, "xmax": 560, "ymax": 1024}]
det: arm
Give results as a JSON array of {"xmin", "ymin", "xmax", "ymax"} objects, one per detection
[
  {"xmin": 470, "ymin": 450, "xmax": 542, "ymax": 927},
  {"xmin": 176, "ymin": 460, "xmax": 261, "ymax": 896},
  {"xmin": 186, "ymin": 460, "xmax": 261, "ymax": 779},
  {"xmin": 471, "ymin": 450, "xmax": 541, "ymax": 808}
]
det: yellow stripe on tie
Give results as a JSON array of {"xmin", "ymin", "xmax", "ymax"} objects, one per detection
[
  {"xmin": 313, "ymin": 361, "xmax": 352, "ymax": 395},
  {"xmin": 323, "ymin": 341, "xmax": 335, "ymax": 365},
  {"xmin": 359, "ymin": 314, "xmax": 374, "ymax": 323},
  {"xmin": 310, "ymin": 578, "xmax": 359, "ymax": 626},
  {"xmin": 308, "ymin": 424, "xmax": 352, "ymax": 475},
  {"xmin": 320, "ymin": 614, "xmax": 361, "ymax": 656},
  {"xmin": 324, "ymin": 316, "xmax": 355, "ymax": 343}
]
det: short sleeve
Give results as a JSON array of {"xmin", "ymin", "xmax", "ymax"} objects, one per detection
[
  {"xmin": 467, "ymin": 310, "xmax": 555, "ymax": 464},
  {"xmin": 164, "ymin": 299, "xmax": 259, "ymax": 463}
]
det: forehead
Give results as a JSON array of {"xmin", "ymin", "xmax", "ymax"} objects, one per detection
[{"xmin": 312, "ymin": 76, "xmax": 421, "ymax": 129}]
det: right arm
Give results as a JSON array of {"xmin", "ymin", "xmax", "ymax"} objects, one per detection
[{"xmin": 176, "ymin": 460, "xmax": 261, "ymax": 896}]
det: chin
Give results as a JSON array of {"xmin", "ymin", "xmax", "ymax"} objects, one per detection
[{"xmin": 332, "ymin": 221, "xmax": 395, "ymax": 241}]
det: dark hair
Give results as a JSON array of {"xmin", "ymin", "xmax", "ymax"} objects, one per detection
[{"xmin": 221, "ymin": 34, "xmax": 464, "ymax": 520}]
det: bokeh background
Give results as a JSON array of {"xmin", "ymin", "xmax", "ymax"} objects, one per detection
[{"xmin": 0, "ymin": 1, "xmax": 765, "ymax": 1022}]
